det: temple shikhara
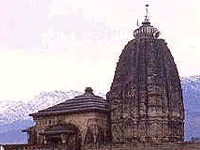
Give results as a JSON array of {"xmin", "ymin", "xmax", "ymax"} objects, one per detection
[
  {"xmin": 107, "ymin": 5, "xmax": 184, "ymax": 144},
  {"xmin": 2, "ymin": 5, "xmax": 187, "ymax": 150}
]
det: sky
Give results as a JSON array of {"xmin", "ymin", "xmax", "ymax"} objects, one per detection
[{"xmin": 0, "ymin": 0, "xmax": 200, "ymax": 101}]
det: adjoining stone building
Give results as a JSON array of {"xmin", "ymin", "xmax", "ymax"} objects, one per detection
[
  {"xmin": 1, "ymin": 5, "xmax": 185, "ymax": 150},
  {"xmin": 24, "ymin": 87, "xmax": 110, "ymax": 150}
]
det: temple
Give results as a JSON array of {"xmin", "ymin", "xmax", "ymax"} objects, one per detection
[
  {"xmin": 1, "ymin": 5, "xmax": 185, "ymax": 150},
  {"xmin": 107, "ymin": 4, "xmax": 184, "ymax": 143}
]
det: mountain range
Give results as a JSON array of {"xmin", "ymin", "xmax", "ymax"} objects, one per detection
[
  {"xmin": 0, "ymin": 90, "xmax": 83, "ymax": 144},
  {"xmin": 0, "ymin": 75, "xmax": 200, "ymax": 143},
  {"xmin": 181, "ymin": 75, "xmax": 200, "ymax": 141}
]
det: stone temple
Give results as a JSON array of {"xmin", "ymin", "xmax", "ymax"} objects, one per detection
[
  {"xmin": 1, "ymin": 5, "xmax": 185, "ymax": 150},
  {"xmin": 106, "ymin": 8, "xmax": 184, "ymax": 143}
]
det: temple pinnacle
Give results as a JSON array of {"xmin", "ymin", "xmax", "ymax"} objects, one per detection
[
  {"xmin": 144, "ymin": 4, "xmax": 149, "ymax": 22},
  {"xmin": 133, "ymin": 4, "xmax": 160, "ymax": 39}
]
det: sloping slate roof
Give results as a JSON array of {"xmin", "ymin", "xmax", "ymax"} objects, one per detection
[{"xmin": 30, "ymin": 87, "xmax": 109, "ymax": 117}]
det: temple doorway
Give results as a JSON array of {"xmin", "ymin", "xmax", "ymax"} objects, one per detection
[{"xmin": 40, "ymin": 123, "xmax": 82, "ymax": 150}]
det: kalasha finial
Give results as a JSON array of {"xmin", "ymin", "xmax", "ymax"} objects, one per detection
[
  {"xmin": 85, "ymin": 87, "xmax": 93, "ymax": 94},
  {"xmin": 144, "ymin": 4, "xmax": 149, "ymax": 22}
]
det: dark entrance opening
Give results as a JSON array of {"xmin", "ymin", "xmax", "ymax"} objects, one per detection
[
  {"xmin": 40, "ymin": 123, "xmax": 82, "ymax": 150},
  {"xmin": 47, "ymin": 136, "xmax": 62, "ymax": 144}
]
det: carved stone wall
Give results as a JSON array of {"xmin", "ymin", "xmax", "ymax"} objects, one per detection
[
  {"xmin": 107, "ymin": 38, "xmax": 184, "ymax": 143},
  {"xmin": 31, "ymin": 111, "xmax": 109, "ymax": 149}
]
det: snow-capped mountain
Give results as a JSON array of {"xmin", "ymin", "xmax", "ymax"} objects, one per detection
[
  {"xmin": 181, "ymin": 75, "xmax": 200, "ymax": 141},
  {"xmin": 0, "ymin": 90, "xmax": 83, "ymax": 143},
  {"xmin": 0, "ymin": 76, "xmax": 200, "ymax": 143},
  {"xmin": 0, "ymin": 90, "xmax": 83, "ymax": 125}
]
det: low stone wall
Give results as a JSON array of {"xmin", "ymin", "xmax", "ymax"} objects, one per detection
[
  {"xmin": 83, "ymin": 142, "xmax": 200, "ymax": 150},
  {"xmin": 1, "ymin": 142, "xmax": 200, "ymax": 150}
]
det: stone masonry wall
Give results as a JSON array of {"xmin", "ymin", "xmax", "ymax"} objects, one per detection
[{"xmin": 33, "ymin": 111, "xmax": 109, "ymax": 148}]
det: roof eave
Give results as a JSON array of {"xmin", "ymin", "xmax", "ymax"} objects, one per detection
[{"xmin": 29, "ymin": 107, "xmax": 110, "ymax": 117}]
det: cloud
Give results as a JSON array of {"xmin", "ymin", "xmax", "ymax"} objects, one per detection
[
  {"xmin": 0, "ymin": 0, "xmax": 120, "ymax": 51},
  {"xmin": 1, "ymin": 0, "xmax": 200, "ymax": 100},
  {"xmin": 0, "ymin": 0, "xmax": 53, "ymax": 49}
]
